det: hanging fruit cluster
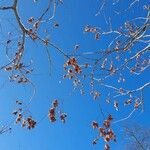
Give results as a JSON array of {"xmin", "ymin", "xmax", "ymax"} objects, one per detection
[
  {"xmin": 13, "ymin": 100, "xmax": 36, "ymax": 129},
  {"xmin": 84, "ymin": 25, "xmax": 100, "ymax": 40},
  {"xmin": 63, "ymin": 57, "xmax": 82, "ymax": 79},
  {"xmin": 92, "ymin": 115, "xmax": 116, "ymax": 150},
  {"xmin": 48, "ymin": 99, "xmax": 67, "ymax": 123}
]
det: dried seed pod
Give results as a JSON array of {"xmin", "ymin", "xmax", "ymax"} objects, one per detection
[
  {"xmin": 52, "ymin": 100, "xmax": 59, "ymax": 108},
  {"xmin": 27, "ymin": 117, "xmax": 36, "ymax": 129},
  {"xmin": 28, "ymin": 17, "xmax": 34, "ymax": 23},
  {"xmin": 22, "ymin": 119, "xmax": 27, "ymax": 127},
  {"xmin": 105, "ymin": 144, "xmax": 110, "ymax": 150},
  {"xmin": 114, "ymin": 101, "xmax": 119, "ymax": 111},
  {"xmin": 92, "ymin": 121, "xmax": 99, "ymax": 129},
  {"xmin": 12, "ymin": 110, "xmax": 18, "ymax": 115},
  {"xmin": 60, "ymin": 113, "xmax": 67, "ymax": 123}
]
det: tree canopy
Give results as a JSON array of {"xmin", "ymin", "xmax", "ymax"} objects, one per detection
[{"xmin": 0, "ymin": 0, "xmax": 149, "ymax": 149}]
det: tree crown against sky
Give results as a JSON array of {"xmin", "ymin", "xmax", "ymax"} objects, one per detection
[
  {"xmin": 123, "ymin": 124, "xmax": 150, "ymax": 150},
  {"xmin": 0, "ymin": 0, "xmax": 149, "ymax": 150}
]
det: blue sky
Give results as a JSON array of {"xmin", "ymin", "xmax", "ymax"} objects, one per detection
[{"xmin": 0, "ymin": 0, "xmax": 149, "ymax": 149}]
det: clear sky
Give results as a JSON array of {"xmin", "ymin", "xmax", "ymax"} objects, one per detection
[{"xmin": 0, "ymin": 0, "xmax": 149, "ymax": 150}]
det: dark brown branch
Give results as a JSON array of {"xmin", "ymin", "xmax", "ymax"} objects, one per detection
[
  {"xmin": 12, "ymin": 0, "xmax": 28, "ymax": 33},
  {"xmin": 0, "ymin": 6, "xmax": 13, "ymax": 10}
]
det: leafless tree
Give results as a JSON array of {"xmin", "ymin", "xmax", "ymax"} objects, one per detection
[
  {"xmin": 0, "ymin": 0, "xmax": 149, "ymax": 150},
  {"xmin": 124, "ymin": 124, "xmax": 150, "ymax": 150},
  {"xmin": 0, "ymin": 0, "xmax": 67, "ymax": 131}
]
